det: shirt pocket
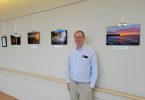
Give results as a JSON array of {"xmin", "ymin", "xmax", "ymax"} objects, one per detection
[{"xmin": 80, "ymin": 57, "xmax": 90, "ymax": 66}]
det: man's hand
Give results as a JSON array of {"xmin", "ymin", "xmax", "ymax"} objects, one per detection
[
  {"xmin": 67, "ymin": 83, "xmax": 70, "ymax": 91},
  {"xmin": 91, "ymin": 87, "xmax": 95, "ymax": 91}
]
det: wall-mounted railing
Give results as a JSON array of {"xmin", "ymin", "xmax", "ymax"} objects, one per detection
[{"xmin": 0, "ymin": 67, "xmax": 144, "ymax": 100}]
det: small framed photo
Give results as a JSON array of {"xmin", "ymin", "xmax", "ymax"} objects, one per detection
[
  {"xmin": 11, "ymin": 33, "xmax": 21, "ymax": 45},
  {"xmin": 51, "ymin": 29, "xmax": 67, "ymax": 45},
  {"xmin": 1, "ymin": 35, "xmax": 7, "ymax": 47},
  {"xmin": 28, "ymin": 32, "xmax": 40, "ymax": 44}
]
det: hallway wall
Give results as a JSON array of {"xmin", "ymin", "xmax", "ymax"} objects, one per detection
[{"xmin": 0, "ymin": 0, "xmax": 145, "ymax": 100}]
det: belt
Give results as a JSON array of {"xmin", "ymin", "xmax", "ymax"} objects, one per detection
[
  {"xmin": 70, "ymin": 78, "xmax": 89, "ymax": 85},
  {"xmin": 74, "ymin": 81, "xmax": 81, "ymax": 85}
]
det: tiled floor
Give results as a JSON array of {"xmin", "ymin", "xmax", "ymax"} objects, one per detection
[{"xmin": 0, "ymin": 91, "xmax": 17, "ymax": 100}]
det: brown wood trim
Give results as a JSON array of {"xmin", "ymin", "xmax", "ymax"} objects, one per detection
[{"xmin": 0, "ymin": 91, "xmax": 17, "ymax": 100}]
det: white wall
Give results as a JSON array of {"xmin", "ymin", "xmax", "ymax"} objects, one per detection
[{"xmin": 0, "ymin": 0, "xmax": 145, "ymax": 100}]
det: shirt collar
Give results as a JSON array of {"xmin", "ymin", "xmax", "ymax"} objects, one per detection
[{"xmin": 75, "ymin": 44, "xmax": 85, "ymax": 51}]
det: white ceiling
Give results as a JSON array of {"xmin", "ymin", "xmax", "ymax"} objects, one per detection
[{"xmin": 0, "ymin": 0, "xmax": 83, "ymax": 21}]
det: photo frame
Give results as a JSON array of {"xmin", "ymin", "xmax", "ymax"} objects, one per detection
[
  {"xmin": 11, "ymin": 33, "xmax": 21, "ymax": 45},
  {"xmin": 28, "ymin": 32, "xmax": 40, "ymax": 44},
  {"xmin": 1, "ymin": 35, "xmax": 7, "ymax": 47},
  {"xmin": 51, "ymin": 29, "xmax": 67, "ymax": 45},
  {"xmin": 106, "ymin": 24, "xmax": 140, "ymax": 45}
]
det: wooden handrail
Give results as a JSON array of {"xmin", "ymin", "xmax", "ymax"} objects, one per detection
[
  {"xmin": 0, "ymin": 67, "xmax": 144, "ymax": 100},
  {"xmin": 0, "ymin": 91, "xmax": 18, "ymax": 100}
]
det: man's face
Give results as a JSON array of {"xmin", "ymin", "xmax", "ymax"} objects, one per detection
[{"xmin": 74, "ymin": 32, "xmax": 85, "ymax": 48}]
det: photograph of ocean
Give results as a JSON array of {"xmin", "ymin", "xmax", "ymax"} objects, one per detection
[{"xmin": 106, "ymin": 24, "xmax": 140, "ymax": 45}]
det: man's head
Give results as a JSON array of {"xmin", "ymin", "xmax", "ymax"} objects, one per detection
[{"xmin": 74, "ymin": 30, "xmax": 85, "ymax": 48}]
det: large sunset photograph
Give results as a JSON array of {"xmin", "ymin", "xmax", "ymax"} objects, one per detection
[{"xmin": 106, "ymin": 24, "xmax": 140, "ymax": 45}]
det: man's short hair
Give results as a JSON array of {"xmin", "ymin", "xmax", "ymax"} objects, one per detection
[{"xmin": 74, "ymin": 30, "xmax": 85, "ymax": 38}]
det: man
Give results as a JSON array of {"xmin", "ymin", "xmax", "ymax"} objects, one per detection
[{"xmin": 66, "ymin": 30, "xmax": 98, "ymax": 100}]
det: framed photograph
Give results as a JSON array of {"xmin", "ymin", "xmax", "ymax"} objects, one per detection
[
  {"xmin": 28, "ymin": 32, "xmax": 40, "ymax": 44},
  {"xmin": 1, "ymin": 35, "xmax": 7, "ymax": 47},
  {"xmin": 11, "ymin": 33, "xmax": 21, "ymax": 45},
  {"xmin": 51, "ymin": 29, "xmax": 67, "ymax": 45},
  {"xmin": 106, "ymin": 24, "xmax": 140, "ymax": 45}
]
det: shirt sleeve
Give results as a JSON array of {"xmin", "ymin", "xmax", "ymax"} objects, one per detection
[{"xmin": 89, "ymin": 51, "xmax": 98, "ymax": 88}]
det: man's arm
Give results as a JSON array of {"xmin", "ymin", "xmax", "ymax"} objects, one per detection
[{"xmin": 90, "ymin": 52, "xmax": 98, "ymax": 88}]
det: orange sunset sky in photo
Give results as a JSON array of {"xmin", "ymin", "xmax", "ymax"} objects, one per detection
[{"xmin": 107, "ymin": 24, "xmax": 140, "ymax": 36}]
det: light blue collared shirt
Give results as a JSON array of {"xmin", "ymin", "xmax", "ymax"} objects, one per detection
[{"xmin": 66, "ymin": 45, "xmax": 98, "ymax": 88}]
